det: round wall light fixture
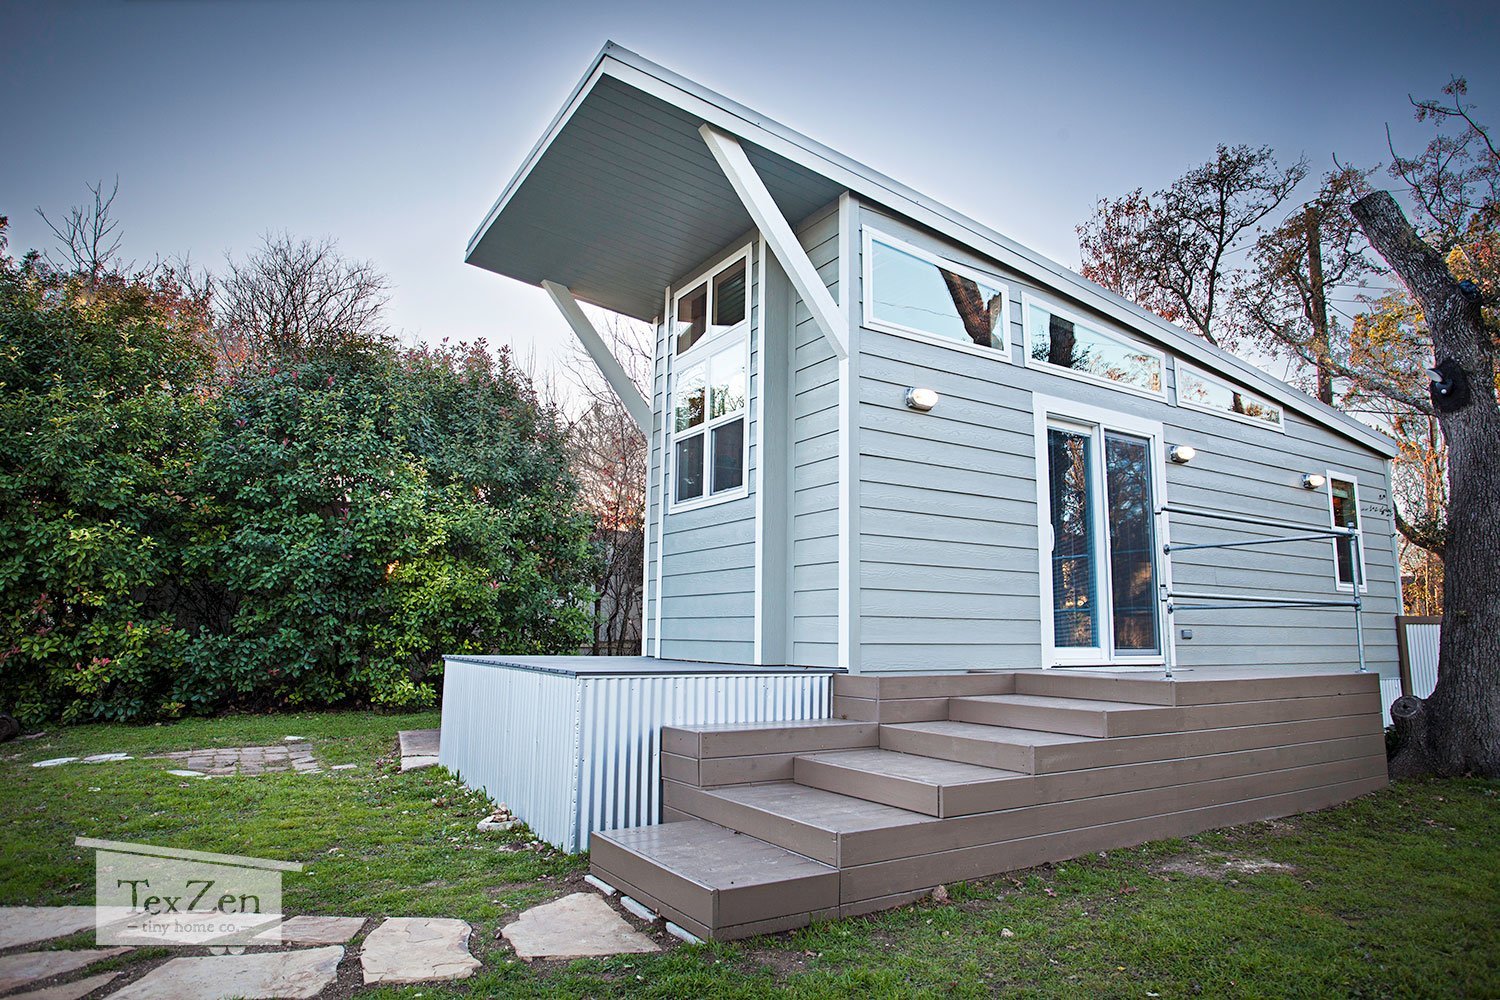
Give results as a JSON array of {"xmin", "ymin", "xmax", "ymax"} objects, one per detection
[
  {"xmin": 1302, "ymin": 473, "xmax": 1327, "ymax": 490},
  {"xmin": 1169, "ymin": 444, "xmax": 1197, "ymax": 464},
  {"xmin": 905, "ymin": 387, "xmax": 940, "ymax": 412}
]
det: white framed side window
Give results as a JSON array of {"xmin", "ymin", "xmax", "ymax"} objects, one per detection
[
  {"xmin": 1033, "ymin": 396, "xmax": 1169, "ymax": 667},
  {"xmin": 668, "ymin": 245, "xmax": 752, "ymax": 511},
  {"xmin": 1326, "ymin": 470, "xmax": 1367, "ymax": 592},
  {"xmin": 862, "ymin": 227, "xmax": 1011, "ymax": 360},
  {"xmin": 1022, "ymin": 292, "xmax": 1166, "ymax": 400},
  {"xmin": 1174, "ymin": 360, "xmax": 1285, "ymax": 431}
]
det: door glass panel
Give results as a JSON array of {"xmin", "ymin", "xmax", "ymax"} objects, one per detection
[
  {"xmin": 675, "ymin": 282, "xmax": 708, "ymax": 354},
  {"xmin": 674, "ymin": 363, "xmax": 704, "ymax": 432},
  {"xmin": 674, "ymin": 435, "xmax": 704, "ymax": 501},
  {"xmin": 1047, "ymin": 427, "xmax": 1098, "ymax": 648},
  {"xmin": 711, "ymin": 259, "xmax": 747, "ymax": 332},
  {"xmin": 711, "ymin": 418, "xmax": 744, "ymax": 493},
  {"xmin": 1105, "ymin": 432, "xmax": 1158, "ymax": 653}
]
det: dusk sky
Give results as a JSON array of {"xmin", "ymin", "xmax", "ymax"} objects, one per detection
[{"xmin": 4, "ymin": 0, "xmax": 1497, "ymax": 380}]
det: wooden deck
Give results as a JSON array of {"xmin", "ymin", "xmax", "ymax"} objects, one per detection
[{"xmin": 589, "ymin": 669, "xmax": 1388, "ymax": 941}]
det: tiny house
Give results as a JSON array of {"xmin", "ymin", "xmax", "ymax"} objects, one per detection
[
  {"xmin": 464, "ymin": 42, "xmax": 1399, "ymax": 678},
  {"xmin": 446, "ymin": 43, "xmax": 1394, "ymax": 933}
]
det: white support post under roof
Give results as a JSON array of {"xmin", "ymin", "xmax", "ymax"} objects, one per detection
[
  {"xmin": 542, "ymin": 280, "xmax": 652, "ymax": 435},
  {"xmin": 700, "ymin": 124, "xmax": 849, "ymax": 360}
]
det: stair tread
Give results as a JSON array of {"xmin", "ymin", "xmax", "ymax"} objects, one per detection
[
  {"xmin": 954, "ymin": 694, "xmax": 1165, "ymax": 713},
  {"xmin": 702, "ymin": 781, "xmax": 931, "ymax": 833},
  {"xmin": 799, "ymin": 748, "xmax": 1027, "ymax": 785},
  {"xmin": 596, "ymin": 819, "xmax": 835, "ymax": 888},
  {"xmin": 884, "ymin": 720, "xmax": 1096, "ymax": 746}
]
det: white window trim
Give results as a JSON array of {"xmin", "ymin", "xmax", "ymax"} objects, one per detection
[
  {"xmin": 1325, "ymin": 468, "xmax": 1368, "ymax": 594},
  {"xmin": 1033, "ymin": 395, "xmax": 1172, "ymax": 668},
  {"xmin": 1021, "ymin": 291, "xmax": 1168, "ymax": 401},
  {"xmin": 667, "ymin": 244, "xmax": 754, "ymax": 513},
  {"xmin": 1173, "ymin": 359, "xmax": 1286, "ymax": 432},
  {"xmin": 862, "ymin": 226, "xmax": 1012, "ymax": 363}
]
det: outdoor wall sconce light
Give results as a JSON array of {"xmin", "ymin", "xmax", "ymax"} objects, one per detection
[
  {"xmin": 1302, "ymin": 473, "xmax": 1327, "ymax": 490},
  {"xmin": 905, "ymin": 387, "xmax": 940, "ymax": 412},
  {"xmin": 1169, "ymin": 444, "xmax": 1196, "ymax": 464}
]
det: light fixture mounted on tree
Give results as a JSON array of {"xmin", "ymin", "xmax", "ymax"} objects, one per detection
[{"xmin": 1425, "ymin": 358, "xmax": 1470, "ymax": 414}]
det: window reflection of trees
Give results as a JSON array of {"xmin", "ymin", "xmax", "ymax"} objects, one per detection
[
  {"xmin": 1105, "ymin": 433, "xmax": 1158, "ymax": 652},
  {"xmin": 1048, "ymin": 428, "xmax": 1098, "ymax": 648}
]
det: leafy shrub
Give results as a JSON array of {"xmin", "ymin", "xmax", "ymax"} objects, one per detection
[{"xmin": 0, "ymin": 225, "xmax": 594, "ymax": 723}]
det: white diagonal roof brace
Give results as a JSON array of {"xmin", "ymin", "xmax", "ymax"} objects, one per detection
[
  {"xmin": 541, "ymin": 280, "xmax": 652, "ymax": 435},
  {"xmin": 700, "ymin": 124, "xmax": 849, "ymax": 360}
]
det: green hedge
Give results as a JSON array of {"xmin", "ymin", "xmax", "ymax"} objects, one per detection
[{"xmin": 0, "ymin": 245, "xmax": 594, "ymax": 724}]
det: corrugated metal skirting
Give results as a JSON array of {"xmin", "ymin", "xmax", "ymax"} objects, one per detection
[{"xmin": 438, "ymin": 660, "xmax": 830, "ymax": 852}]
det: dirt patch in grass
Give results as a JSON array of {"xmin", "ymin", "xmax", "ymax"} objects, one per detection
[{"xmin": 1152, "ymin": 849, "xmax": 1298, "ymax": 880}]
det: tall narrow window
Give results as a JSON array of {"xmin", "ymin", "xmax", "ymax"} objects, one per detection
[
  {"xmin": 1328, "ymin": 476, "xmax": 1364, "ymax": 589},
  {"xmin": 669, "ymin": 248, "xmax": 751, "ymax": 507},
  {"xmin": 1043, "ymin": 415, "xmax": 1162, "ymax": 661}
]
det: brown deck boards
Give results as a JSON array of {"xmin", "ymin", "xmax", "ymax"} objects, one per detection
[{"xmin": 589, "ymin": 669, "xmax": 1390, "ymax": 939}]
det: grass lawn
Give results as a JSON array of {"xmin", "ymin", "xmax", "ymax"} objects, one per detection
[{"xmin": 1, "ymin": 711, "xmax": 1496, "ymax": 998}]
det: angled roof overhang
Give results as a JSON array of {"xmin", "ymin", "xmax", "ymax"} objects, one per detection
[
  {"xmin": 467, "ymin": 42, "xmax": 1398, "ymax": 458},
  {"xmin": 465, "ymin": 44, "xmax": 843, "ymax": 321}
]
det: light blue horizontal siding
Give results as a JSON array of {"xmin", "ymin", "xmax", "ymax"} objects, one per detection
[
  {"xmin": 789, "ymin": 205, "xmax": 843, "ymax": 667},
  {"xmin": 853, "ymin": 204, "xmax": 1400, "ymax": 677}
]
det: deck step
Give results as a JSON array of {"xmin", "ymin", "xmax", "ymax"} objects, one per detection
[
  {"xmin": 949, "ymin": 694, "xmax": 1169, "ymax": 737},
  {"xmin": 878, "ymin": 720, "xmax": 1092, "ymax": 773},
  {"xmin": 664, "ymin": 780, "xmax": 931, "ymax": 867},
  {"xmin": 589, "ymin": 819, "xmax": 838, "ymax": 941},
  {"xmin": 794, "ymin": 748, "xmax": 1028, "ymax": 817},
  {"xmin": 1013, "ymin": 670, "xmax": 1177, "ymax": 705}
]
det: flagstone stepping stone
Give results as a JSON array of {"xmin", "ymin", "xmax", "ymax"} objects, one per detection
[
  {"xmin": 80, "ymin": 753, "xmax": 132, "ymax": 763},
  {"xmin": 148, "ymin": 745, "xmax": 320, "ymax": 776},
  {"xmin": 253, "ymin": 915, "xmax": 366, "ymax": 945},
  {"xmin": 103, "ymin": 946, "xmax": 342, "ymax": 1000},
  {"xmin": 8, "ymin": 970, "xmax": 120, "ymax": 1000},
  {"xmin": 502, "ymin": 893, "xmax": 660, "ymax": 961},
  {"xmin": 397, "ymin": 730, "xmax": 439, "ymax": 771},
  {"xmin": 166, "ymin": 769, "xmax": 209, "ymax": 778},
  {"xmin": 31, "ymin": 757, "xmax": 77, "ymax": 768},
  {"xmin": 0, "ymin": 949, "xmax": 128, "ymax": 994},
  {"xmin": 360, "ymin": 917, "xmax": 478, "ymax": 985},
  {"xmin": 0, "ymin": 906, "xmax": 99, "ymax": 949}
]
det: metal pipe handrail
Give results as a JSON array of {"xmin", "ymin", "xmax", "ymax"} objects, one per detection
[
  {"xmin": 1165, "ymin": 531, "xmax": 1349, "ymax": 554},
  {"xmin": 1156, "ymin": 503, "xmax": 1366, "ymax": 679},
  {"xmin": 1165, "ymin": 590, "xmax": 1359, "ymax": 607},
  {"xmin": 1158, "ymin": 503, "xmax": 1358, "ymax": 536}
]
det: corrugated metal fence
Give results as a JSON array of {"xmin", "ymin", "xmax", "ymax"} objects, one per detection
[
  {"xmin": 1383, "ymin": 616, "xmax": 1441, "ymax": 726},
  {"xmin": 439, "ymin": 657, "xmax": 833, "ymax": 853}
]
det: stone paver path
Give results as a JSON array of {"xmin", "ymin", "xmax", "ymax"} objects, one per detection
[
  {"xmin": 254, "ymin": 915, "xmax": 366, "ymax": 946},
  {"xmin": 0, "ymin": 905, "xmax": 97, "ymax": 949},
  {"xmin": 9, "ymin": 971, "xmax": 120, "ymax": 1000},
  {"xmin": 105, "ymin": 946, "xmax": 342, "ymax": 1000},
  {"xmin": 148, "ymin": 744, "xmax": 320, "ymax": 776},
  {"xmin": 360, "ymin": 917, "xmax": 478, "ymax": 985},
  {"xmin": 397, "ymin": 729, "xmax": 439, "ymax": 771},
  {"xmin": 502, "ymin": 892, "xmax": 660, "ymax": 961},
  {"xmin": 0, "ymin": 949, "xmax": 128, "ymax": 994}
]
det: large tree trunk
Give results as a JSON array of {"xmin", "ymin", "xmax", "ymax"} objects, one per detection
[{"xmin": 1351, "ymin": 191, "xmax": 1500, "ymax": 777}]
